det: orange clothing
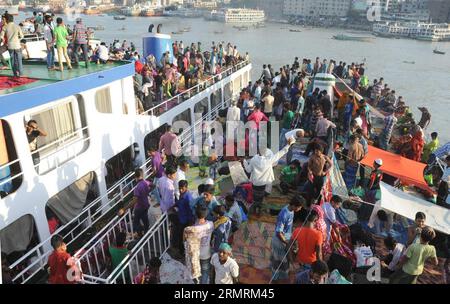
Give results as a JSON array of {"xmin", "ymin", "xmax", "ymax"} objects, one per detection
[
  {"xmin": 47, "ymin": 250, "xmax": 76, "ymax": 284},
  {"xmin": 292, "ymin": 227, "xmax": 323, "ymax": 265}
]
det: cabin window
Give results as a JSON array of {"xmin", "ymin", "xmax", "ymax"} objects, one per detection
[
  {"xmin": 243, "ymin": 71, "xmax": 249, "ymax": 88},
  {"xmin": 0, "ymin": 119, "xmax": 22, "ymax": 199},
  {"xmin": 95, "ymin": 87, "xmax": 112, "ymax": 113},
  {"xmin": 144, "ymin": 124, "xmax": 168, "ymax": 158},
  {"xmin": 45, "ymin": 171, "xmax": 99, "ymax": 234},
  {"xmin": 210, "ymin": 89, "xmax": 222, "ymax": 110},
  {"xmin": 27, "ymin": 95, "xmax": 89, "ymax": 174},
  {"xmin": 232, "ymin": 76, "xmax": 241, "ymax": 97},
  {"xmin": 104, "ymin": 143, "xmax": 140, "ymax": 190},
  {"xmin": 224, "ymin": 83, "xmax": 232, "ymax": 102},
  {"xmin": 172, "ymin": 108, "xmax": 192, "ymax": 126},
  {"xmin": 0, "ymin": 214, "xmax": 40, "ymax": 269},
  {"xmin": 194, "ymin": 97, "xmax": 209, "ymax": 119}
]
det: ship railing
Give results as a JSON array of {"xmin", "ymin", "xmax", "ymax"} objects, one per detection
[
  {"xmin": 1, "ymin": 126, "xmax": 89, "ymax": 196},
  {"xmin": 72, "ymin": 209, "xmax": 134, "ymax": 281},
  {"xmin": 80, "ymin": 213, "xmax": 169, "ymax": 284},
  {"xmin": 140, "ymin": 60, "xmax": 250, "ymax": 117},
  {"xmin": 0, "ymin": 158, "xmax": 24, "ymax": 191},
  {"xmin": 179, "ymin": 98, "xmax": 231, "ymax": 148},
  {"xmin": 30, "ymin": 125, "xmax": 90, "ymax": 175},
  {"xmin": 8, "ymin": 158, "xmax": 154, "ymax": 284}
]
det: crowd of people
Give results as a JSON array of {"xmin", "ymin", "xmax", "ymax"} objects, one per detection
[
  {"xmin": 4, "ymin": 9, "xmax": 448, "ymax": 283},
  {"xmin": 39, "ymin": 52, "xmax": 449, "ymax": 285},
  {"xmin": 132, "ymin": 39, "xmax": 249, "ymax": 115},
  {"xmin": 0, "ymin": 11, "xmax": 141, "ymax": 76}
]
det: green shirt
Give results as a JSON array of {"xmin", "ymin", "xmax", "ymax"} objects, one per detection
[
  {"xmin": 109, "ymin": 246, "xmax": 128, "ymax": 269},
  {"xmin": 422, "ymin": 138, "xmax": 439, "ymax": 162},
  {"xmin": 281, "ymin": 166, "xmax": 298, "ymax": 184},
  {"xmin": 54, "ymin": 25, "xmax": 69, "ymax": 47},
  {"xmin": 402, "ymin": 243, "xmax": 436, "ymax": 276},
  {"xmin": 282, "ymin": 110, "xmax": 294, "ymax": 129}
]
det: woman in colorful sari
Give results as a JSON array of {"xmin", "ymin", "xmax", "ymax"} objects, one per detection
[
  {"xmin": 270, "ymin": 196, "xmax": 304, "ymax": 282},
  {"xmin": 311, "ymin": 203, "xmax": 329, "ymax": 255}
]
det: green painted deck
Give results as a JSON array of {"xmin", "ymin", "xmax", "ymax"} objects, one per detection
[{"xmin": 0, "ymin": 61, "xmax": 128, "ymax": 95}]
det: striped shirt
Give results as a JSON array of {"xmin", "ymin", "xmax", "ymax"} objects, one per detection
[
  {"xmin": 383, "ymin": 114, "xmax": 397, "ymax": 135},
  {"xmin": 73, "ymin": 23, "xmax": 88, "ymax": 44}
]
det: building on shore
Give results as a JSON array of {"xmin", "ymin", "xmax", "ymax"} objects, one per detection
[{"xmin": 283, "ymin": 0, "xmax": 352, "ymax": 18}]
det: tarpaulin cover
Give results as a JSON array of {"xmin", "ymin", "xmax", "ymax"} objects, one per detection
[
  {"xmin": 361, "ymin": 145, "xmax": 434, "ymax": 193},
  {"xmin": 380, "ymin": 182, "xmax": 450, "ymax": 235},
  {"xmin": 0, "ymin": 76, "xmax": 37, "ymax": 90}
]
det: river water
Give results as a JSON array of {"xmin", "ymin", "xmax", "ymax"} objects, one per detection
[{"xmin": 19, "ymin": 13, "xmax": 450, "ymax": 143}]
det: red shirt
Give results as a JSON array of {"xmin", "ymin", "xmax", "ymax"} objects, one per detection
[
  {"xmin": 247, "ymin": 110, "xmax": 269, "ymax": 130},
  {"xmin": 292, "ymin": 227, "xmax": 323, "ymax": 265},
  {"xmin": 47, "ymin": 250, "xmax": 76, "ymax": 284}
]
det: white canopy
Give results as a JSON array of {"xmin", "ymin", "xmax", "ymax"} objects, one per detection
[{"xmin": 380, "ymin": 182, "xmax": 450, "ymax": 235}]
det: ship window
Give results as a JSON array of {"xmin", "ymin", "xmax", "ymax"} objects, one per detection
[
  {"xmin": 0, "ymin": 214, "xmax": 40, "ymax": 267},
  {"xmin": 194, "ymin": 97, "xmax": 209, "ymax": 118},
  {"xmin": 105, "ymin": 143, "xmax": 140, "ymax": 190},
  {"xmin": 224, "ymin": 83, "xmax": 232, "ymax": 101},
  {"xmin": 233, "ymin": 76, "xmax": 241, "ymax": 96},
  {"xmin": 45, "ymin": 171, "xmax": 99, "ymax": 232},
  {"xmin": 210, "ymin": 89, "xmax": 222, "ymax": 110},
  {"xmin": 0, "ymin": 119, "xmax": 22, "ymax": 199},
  {"xmin": 95, "ymin": 87, "xmax": 112, "ymax": 113},
  {"xmin": 27, "ymin": 95, "xmax": 89, "ymax": 175},
  {"xmin": 173, "ymin": 108, "xmax": 192, "ymax": 125},
  {"xmin": 144, "ymin": 124, "xmax": 168, "ymax": 159}
]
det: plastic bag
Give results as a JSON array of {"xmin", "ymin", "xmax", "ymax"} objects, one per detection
[{"xmin": 354, "ymin": 246, "xmax": 375, "ymax": 268}]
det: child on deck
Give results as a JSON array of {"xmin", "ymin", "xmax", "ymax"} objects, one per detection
[
  {"xmin": 133, "ymin": 257, "xmax": 162, "ymax": 284},
  {"xmin": 380, "ymin": 235, "xmax": 406, "ymax": 278},
  {"xmin": 108, "ymin": 231, "xmax": 128, "ymax": 270},
  {"xmin": 212, "ymin": 205, "xmax": 232, "ymax": 253},
  {"xmin": 47, "ymin": 234, "xmax": 80, "ymax": 284},
  {"xmin": 279, "ymin": 160, "xmax": 301, "ymax": 194},
  {"xmin": 198, "ymin": 147, "xmax": 209, "ymax": 178},
  {"xmin": 389, "ymin": 227, "xmax": 438, "ymax": 284},
  {"xmin": 407, "ymin": 212, "xmax": 426, "ymax": 246},
  {"xmin": 210, "ymin": 243, "xmax": 239, "ymax": 284},
  {"xmin": 224, "ymin": 194, "xmax": 243, "ymax": 233}
]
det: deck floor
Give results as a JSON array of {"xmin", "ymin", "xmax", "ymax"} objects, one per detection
[{"xmin": 0, "ymin": 61, "xmax": 127, "ymax": 95}]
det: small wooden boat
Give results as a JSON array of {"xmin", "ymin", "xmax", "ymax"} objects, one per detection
[
  {"xmin": 403, "ymin": 61, "xmax": 415, "ymax": 64},
  {"xmin": 289, "ymin": 29, "xmax": 302, "ymax": 32},
  {"xmin": 433, "ymin": 48, "xmax": 445, "ymax": 55}
]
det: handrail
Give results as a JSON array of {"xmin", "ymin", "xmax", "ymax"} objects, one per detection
[
  {"xmin": 1, "ymin": 127, "xmax": 90, "ymax": 191},
  {"xmin": 8, "ymin": 157, "xmax": 154, "ymax": 283},
  {"xmin": 74, "ymin": 210, "xmax": 134, "ymax": 280},
  {"xmin": 140, "ymin": 60, "xmax": 250, "ymax": 117},
  {"xmin": 105, "ymin": 213, "xmax": 169, "ymax": 284},
  {"xmin": 30, "ymin": 126, "xmax": 89, "ymax": 157},
  {"xmin": 0, "ymin": 158, "xmax": 23, "ymax": 188}
]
